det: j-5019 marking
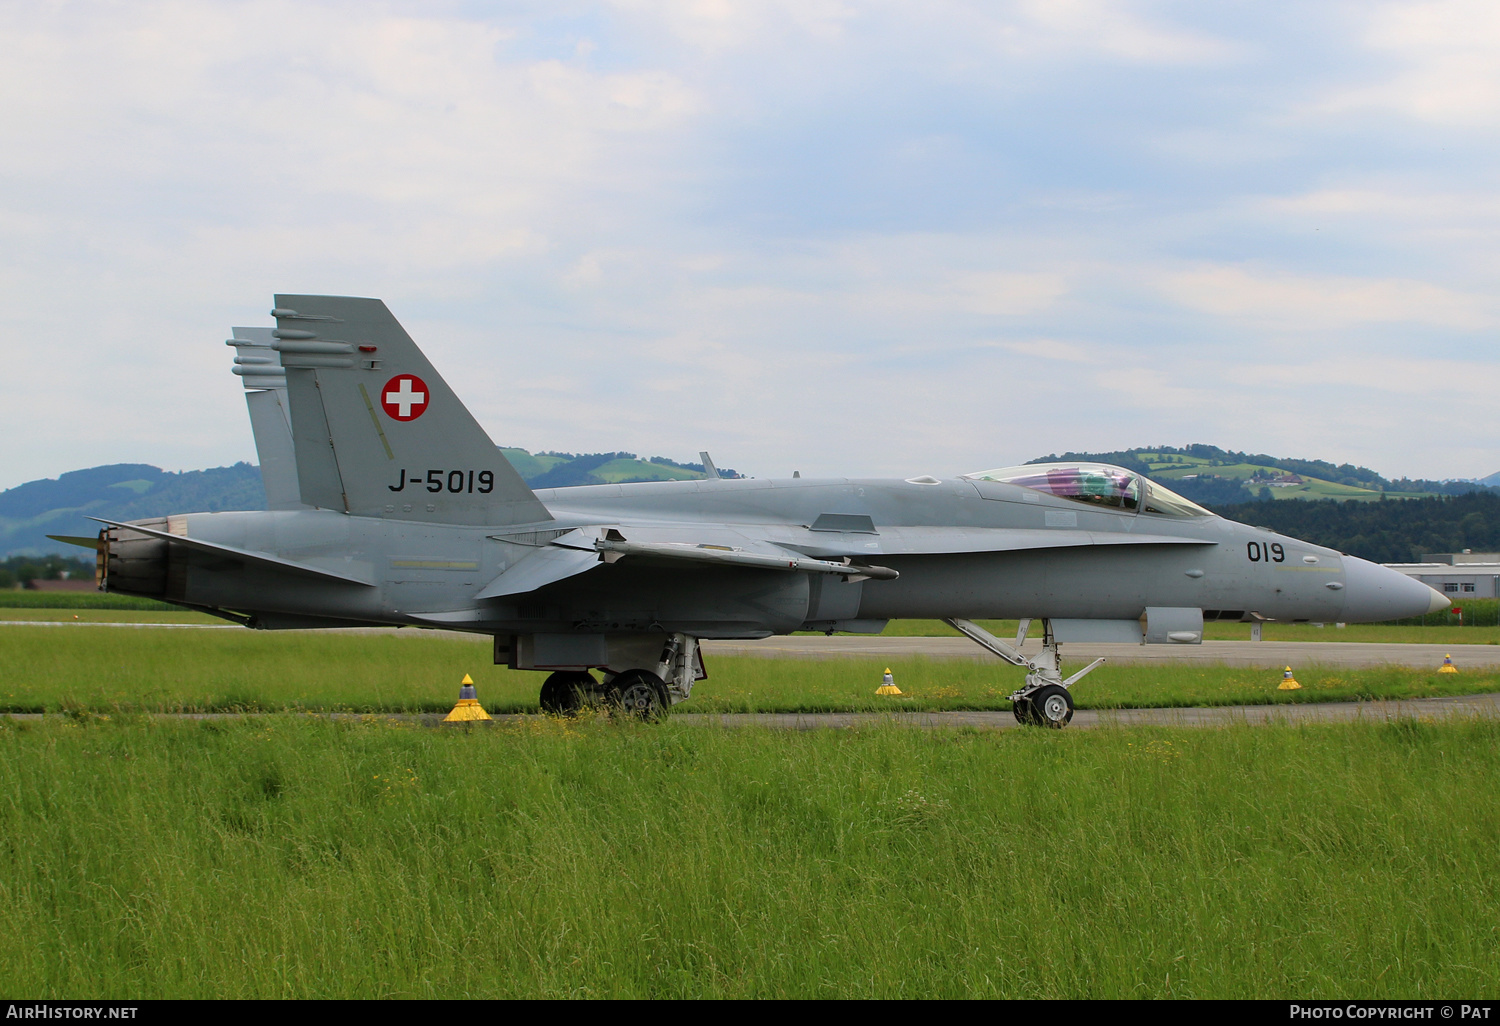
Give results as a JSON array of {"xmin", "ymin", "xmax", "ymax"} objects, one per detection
[{"xmin": 387, "ymin": 469, "xmax": 495, "ymax": 493}]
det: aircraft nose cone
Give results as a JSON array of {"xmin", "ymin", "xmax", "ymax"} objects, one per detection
[{"xmin": 1340, "ymin": 556, "xmax": 1449, "ymax": 622}]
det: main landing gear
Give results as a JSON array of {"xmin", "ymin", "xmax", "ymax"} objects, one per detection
[
  {"xmin": 537, "ymin": 633, "xmax": 703, "ymax": 723},
  {"xmin": 538, "ymin": 669, "xmax": 671, "ymax": 721},
  {"xmin": 943, "ymin": 618, "xmax": 1105, "ymax": 730}
]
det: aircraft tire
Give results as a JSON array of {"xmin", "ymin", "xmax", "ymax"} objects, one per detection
[
  {"xmin": 608, "ymin": 669, "xmax": 669, "ymax": 722},
  {"xmin": 1029, "ymin": 684, "xmax": 1074, "ymax": 729},
  {"xmin": 539, "ymin": 671, "xmax": 594, "ymax": 715},
  {"xmin": 1011, "ymin": 696, "xmax": 1037, "ymax": 726}
]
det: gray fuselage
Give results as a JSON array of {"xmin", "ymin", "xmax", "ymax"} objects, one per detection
[{"xmin": 138, "ymin": 474, "xmax": 1427, "ymax": 637}]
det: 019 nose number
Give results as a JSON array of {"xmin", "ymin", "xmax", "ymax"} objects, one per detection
[
  {"xmin": 388, "ymin": 469, "xmax": 495, "ymax": 494},
  {"xmin": 1247, "ymin": 541, "xmax": 1285, "ymax": 563}
]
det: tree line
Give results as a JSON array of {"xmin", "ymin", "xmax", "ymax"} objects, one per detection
[
  {"xmin": 1211, "ymin": 493, "xmax": 1500, "ymax": 563},
  {"xmin": 0, "ymin": 553, "xmax": 95, "ymax": 589}
]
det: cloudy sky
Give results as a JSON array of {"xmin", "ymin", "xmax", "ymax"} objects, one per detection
[{"xmin": 3, "ymin": 0, "xmax": 1498, "ymax": 490}]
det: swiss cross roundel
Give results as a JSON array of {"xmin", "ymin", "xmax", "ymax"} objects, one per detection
[{"xmin": 380, "ymin": 374, "xmax": 429, "ymax": 421}]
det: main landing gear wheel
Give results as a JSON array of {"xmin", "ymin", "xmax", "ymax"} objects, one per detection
[
  {"xmin": 1029, "ymin": 684, "xmax": 1074, "ymax": 729},
  {"xmin": 609, "ymin": 669, "xmax": 669, "ymax": 722},
  {"xmin": 539, "ymin": 671, "xmax": 594, "ymax": 715},
  {"xmin": 1011, "ymin": 695, "xmax": 1038, "ymax": 726}
]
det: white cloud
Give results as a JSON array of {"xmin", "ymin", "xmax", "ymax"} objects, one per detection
[
  {"xmin": 1, "ymin": 1, "xmax": 1499, "ymax": 495},
  {"xmin": 1156, "ymin": 266, "xmax": 1495, "ymax": 330},
  {"xmin": 1314, "ymin": 1, "xmax": 1500, "ymax": 125},
  {"xmin": 992, "ymin": 339, "xmax": 1092, "ymax": 362},
  {"xmin": 1012, "ymin": 0, "xmax": 1239, "ymax": 64}
]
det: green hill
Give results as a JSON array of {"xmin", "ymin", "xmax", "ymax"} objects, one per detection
[
  {"xmin": 500, "ymin": 450, "xmax": 736, "ymax": 489},
  {"xmin": 0, "ymin": 450, "xmax": 737, "ymax": 557},
  {"xmin": 1028, "ymin": 444, "xmax": 1494, "ymax": 508},
  {"xmin": 0, "ymin": 463, "xmax": 267, "ymax": 559}
]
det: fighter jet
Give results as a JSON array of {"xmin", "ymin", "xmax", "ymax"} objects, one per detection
[{"xmin": 78, "ymin": 295, "xmax": 1450, "ymax": 727}]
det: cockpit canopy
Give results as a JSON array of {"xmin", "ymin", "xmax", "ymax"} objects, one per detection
[{"xmin": 962, "ymin": 462, "xmax": 1213, "ymax": 517}]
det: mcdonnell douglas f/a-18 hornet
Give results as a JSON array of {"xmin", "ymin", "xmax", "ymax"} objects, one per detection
[{"xmin": 73, "ymin": 295, "xmax": 1449, "ymax": 727}]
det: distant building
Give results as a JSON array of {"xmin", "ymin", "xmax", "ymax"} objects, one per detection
[
  {"xmin": 25, "ymin": 579, "xmax": 97, "ymax": 592},
  {"xmin": 1420, "ymin": 552, "xmax": 1500, "ymax": 564},
  {"xmin": 1385, "ymin": 556, "xmax": 1500, "ymax": 599}
]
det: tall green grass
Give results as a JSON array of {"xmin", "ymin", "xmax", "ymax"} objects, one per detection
[
  {"xmin": 1385, "ymin": 597, "xmax": 1500, "ymax": 627},
  {"xmin": 1, "ymin": 715, "xmax": 1496, "ymax": 998}
]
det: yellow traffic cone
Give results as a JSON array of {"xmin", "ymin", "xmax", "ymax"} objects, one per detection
[
  {"xmin": 1278, "ymin": 666, "xmax": 1301, "ymax": 690},
  {"xmin": 443, "ymin": 674, "xmax": 492, "ymax": 722},
  {"xmin": 1439, "ymin": 654, "xmax": 1459, "ymax": 674},
  {"xmin": 876, "ymin": 668, "xmax": 902, "ymax": 696}
]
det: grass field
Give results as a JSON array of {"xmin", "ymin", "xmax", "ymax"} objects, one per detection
[
  {"xmin": 1, "ymin": 714, "xmax": 1497, "ymax": 998},
  {"xmin": 5, "ymin": 602, "xmax": 1498, "ymax": 642},
  {"xmin": 0, "ymin": 591, "xmax": 176, "ymax": 611},
  {"xmin": 864, "ymin": 617, "xmax": 1500, "ymax": 644},
  {"xmin": 0, "ymin": 608, "xmax": 223, "ymax": 623},
  {"xmin": 3, "ymin": 625, "xmax": 1495, "ymax": 714}
]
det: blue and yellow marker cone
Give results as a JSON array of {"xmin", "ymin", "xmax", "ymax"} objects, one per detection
[
  {"xmin": 1439, "ymin": 654, "xmax": 1459, "ymax": 674},
  {"xmin": 443, "ymin": 674, "xmax": 492, "ymax": 722},
  {"xmin": 876, "ymin": 668, "xmax": 902, "ymax": 696},
  {"xmin": 1278, "ymin": 666, "xmax": 1301, "ymax": 690}
]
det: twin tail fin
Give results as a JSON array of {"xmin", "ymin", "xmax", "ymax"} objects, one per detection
[{"xmin": 271, "ymin": 295, "xmax": 551, "ymax": 527}]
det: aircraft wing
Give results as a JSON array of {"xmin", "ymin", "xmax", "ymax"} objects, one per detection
[
  {"xmin": 474, "ymin": 526, "xmax": 899, "ymax": 602},
  {"xmin": 592, "ymin": 532, "xmax": 899, "ymax": 580},
  {"xmin": 89, "ymin": 517, "xmax": 374, "ymax": 587},
  {"xmin": 475, "ymin": 523, "xmax": 1195, "ymax": 602}
]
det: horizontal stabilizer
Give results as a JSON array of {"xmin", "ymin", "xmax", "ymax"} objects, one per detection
[
  {"xmin": 476, "ymin": 545, "xmax": 601, "ymax": 599},
  {"xmin": 88, "ymin": 517, "xmax": 373, "ymax": 587},
  {"xmin": 47, "ymin": 535, "xmax": 100, "ymax": 550}
]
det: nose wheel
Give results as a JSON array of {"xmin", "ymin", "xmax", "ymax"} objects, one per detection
[
  {"xmin": 945, "ymin": 618, "xmax": 1097, "ymax": 730},
  {"xmin": 1023, "ymin": 684, "xmax": 1073, "ymax": 728}
]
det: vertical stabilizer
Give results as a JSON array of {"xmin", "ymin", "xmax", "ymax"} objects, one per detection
[
  {"xmin": 271, "ymin": 295, "xmax": 552, "ymax": 527},
  {"xmin": 228, "ymin": 327, "xmax": 304, "ymax": 510}
]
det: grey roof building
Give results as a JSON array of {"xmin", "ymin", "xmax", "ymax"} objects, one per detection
[{"xmin": 1386, "ymin": 551, "xmax": 1500, "ymax": 598}]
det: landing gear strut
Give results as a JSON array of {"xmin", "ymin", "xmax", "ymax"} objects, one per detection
[{"xmin": 944, "ymin": 618, "xmax": 1101, "ymax": 730}]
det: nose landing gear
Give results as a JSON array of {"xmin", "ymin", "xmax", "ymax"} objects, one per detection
[{"xmin": 944, "ymin": 618, "xmax": 1099, "ymax": 729}]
